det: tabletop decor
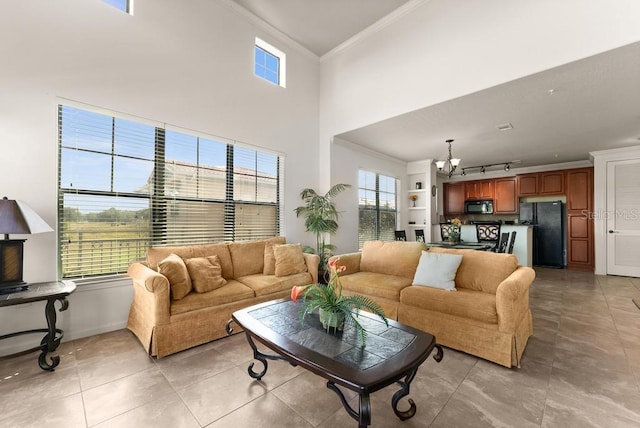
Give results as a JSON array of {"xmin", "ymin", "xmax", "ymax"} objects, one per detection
[
  {"xmin": 291, "ymin": 257, "xmax": 388, "ymax": 344},
  {"xmin": 448, "ymin": 217, "xmax": 462, "ymax": 243},
  {"xmin": 409, "ymin": 194, "xmax": 418, "ymax": 207}
]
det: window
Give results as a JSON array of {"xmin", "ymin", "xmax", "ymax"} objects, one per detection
[
  {"xmin": 102, "ymin": 0, "xmax": 132, "ymax": 14},
  {"xmin": 254, "ymin": 37, "xmax": 286, "ymax": 87},
  {"xmin": 358, "ymin": 170, "xmax": 398, "ymax": 248},
  {"xmin": 58, "ymin": 105, "xmax": 282, "ymax": 279}
]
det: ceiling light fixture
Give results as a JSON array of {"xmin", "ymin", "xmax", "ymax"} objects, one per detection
[
  {"xmin": 434, "ymin": 139, "xmax": 461, "ymax": 178},
  {"xmin": 460, "ymin": 161, "xmax": 519, "ymax": 176}
]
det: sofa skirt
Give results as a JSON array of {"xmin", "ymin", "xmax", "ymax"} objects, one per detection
[{"xmin": 398, "ymin": 304, "xmax": 533, "ymax": 367}]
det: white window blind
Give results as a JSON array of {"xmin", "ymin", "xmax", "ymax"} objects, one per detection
[
  {"xmin": 358, "ymin": 170, "xmax": 398, "ymax": 249},
  {"xmin": 58, "ymin": 105, "xmax": 282, "ymax": 279}
]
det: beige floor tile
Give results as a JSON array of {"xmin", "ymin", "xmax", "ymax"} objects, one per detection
[
  {"xmin": 83, "ymin": 367, "xmax": 175, "ymax": 427},
  {"xmin": 207, "ymin": 393, "xmax": 314, "ymax": 428},
  {"xmin": 93, "ymin": 391, "xmax": 200, "ymax": 428},
  {"xmin": 177, "ymin": 365, "xmax": 268, "ymax": 426},
  {"xmin": 155, "ymin": 346, "xmax": 236, "ymax": 389},
  {"xmin": 0, "ymin": 392, "xmax": 86, "ymax": 428}
]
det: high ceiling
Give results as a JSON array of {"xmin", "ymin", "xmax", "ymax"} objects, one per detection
[
  {"xmin": 230, "ymin": 0, "xmax": 640, "ymax": 171},
  {"xmin": 230, "ymin": 0, "xmax": 410, "ymax": 56}
]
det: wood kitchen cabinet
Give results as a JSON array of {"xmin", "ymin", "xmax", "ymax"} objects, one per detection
[
  {"xmin": 464, "ymin": 180, "xmax": 493, "ymax": 200},
  {"xmin": 517, "ymin": 171, "xmax": 564, "ymax": 196},
  {"xmin": 443, "ymin": 182, "xmax": 465, "ymax": 215},
  {"xmin": 539, "ymin": 171, "xmax": 565, "ymax": 195},
  {"xmin": 565, "ymin": 168, "xmax": 594, "ymax": 270},
  {"xmin": 494, "ymin": 177, "xmax": 517, "ymax": 213},
  {"xmin": 517, "ymin": 173, "xmax": 538, "ymax": 196}
]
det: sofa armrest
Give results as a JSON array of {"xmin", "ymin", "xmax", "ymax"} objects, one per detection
[
  {"xmin": 127, "ymin": 262, "xmax": 171, "ymax": 324},
  {"xmin": 303, "ymin": 253, "xmax": 321, "ymax": 284},
  {"xmin": 495, "ymin": 266, "xmax": 536, "ymax": 333},
  {"xmin": 329, "ymin": 252, "xmax": 361, "ymax": 275}
]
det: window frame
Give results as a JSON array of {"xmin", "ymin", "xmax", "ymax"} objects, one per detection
[
  {"xmin": 101, "ymin": 0, "xmax": 133, "ymax": 14},
  {"xmin": 358, "ymin": 170, "xmax": 398, "ymax": 248},
  {"xmin": 58, "ymin": 104, "xmax": 283, "ymax": 280},
  {"xmin": 254, "ymin": 37, "xmax": 287, "ymax": 88}
]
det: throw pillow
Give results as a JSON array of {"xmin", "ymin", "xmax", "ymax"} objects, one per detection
[
  {"xmin": 263, "ymin": 241, "xmax": 277, "ymax": 275},
  {"xmin": 185, "ymin": 255, "xmax": 228, "ymax": 293},
  {"xmin": 158, "ymin": 253, "xmax": 192, "ymax": 300},
  {"xmin": 412, "ymin": 250, "xmax": 463, "ymax": 291},
  {"xmin": 273, "ymin": 244, "xmax": 307, "ymax": 277}
]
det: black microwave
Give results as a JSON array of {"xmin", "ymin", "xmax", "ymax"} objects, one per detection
[{"xmin": 465, "ymin": 200, "xmax": 494, "ymax": 214}]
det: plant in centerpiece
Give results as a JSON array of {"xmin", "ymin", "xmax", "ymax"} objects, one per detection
[
  {"xmin": 409, "ymin": 194, "xmax": 418, "ymax": 207},
  {"xmin": 290, "ymin": 257, "xmax": 388, "ymax": 344},
  {"xmin": 448, "ymin": 217, "xmax": 462, "ymax": 243},
  {"xmin": 294, "ymin": 184, "xmax": 350, "ymax": 275}
]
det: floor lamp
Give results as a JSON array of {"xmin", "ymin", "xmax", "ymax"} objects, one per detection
[{"xmin": 0, "ymin": 197, "xmax": 53, "ymax": 294}]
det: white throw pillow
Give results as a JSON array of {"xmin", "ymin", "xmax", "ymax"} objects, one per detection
[{"xmin": 412, "ymin": 250, "xmax": 463, "ymax": 291}]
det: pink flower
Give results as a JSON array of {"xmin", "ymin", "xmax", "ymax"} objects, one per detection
[{"xmin": 291, "ymin": 285, "xmax": 306, "ymax": 303}]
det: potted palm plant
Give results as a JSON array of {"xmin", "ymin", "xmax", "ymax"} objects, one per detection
[
  {"xmin": 291, "ymin": 257, "xmax": 388, "ymax": 344},
  {"xmin": 294, "ymin": 183, "xmax": 350, "ymax": 274}
]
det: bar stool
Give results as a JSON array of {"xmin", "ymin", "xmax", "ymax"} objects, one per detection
[
  {"xmin": 394, "ymin": 230, "xmax": 407, "ymax": 241},
  {"xmin": 415, "ymin": 229, "xmax": 425, "ymax": 242}
]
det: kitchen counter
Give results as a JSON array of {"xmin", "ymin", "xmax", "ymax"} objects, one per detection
[{"xmin": 431, "ymin": 224, "xmax": 533, "ymax": 267}]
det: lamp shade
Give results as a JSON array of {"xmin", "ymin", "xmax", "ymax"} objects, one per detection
[{"xmin": 0, "ymin": 197, "xmax": 53, "ymax": 236}]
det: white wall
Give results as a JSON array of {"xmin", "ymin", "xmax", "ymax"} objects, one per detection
[
  {"xmin": 0, "ymin": 0, "xmax": 319, "ymax": 353},
  {"xmin": 320, "ymin": 0, "xmax": 640, "ymax": 260},
  {"xmin": 320, "ymin": 0, "xmax": 640, "ymax": 136},
  {"xmin": 331, "ymin": 138, "xmax": 407, "ymax": 254}
]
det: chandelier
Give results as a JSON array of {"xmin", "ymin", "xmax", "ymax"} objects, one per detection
[{"xmin": 435, "ymin": 139, "xmax": 461, "ymax": 178}]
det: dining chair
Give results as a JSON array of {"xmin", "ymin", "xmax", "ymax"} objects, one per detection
[
  {"xmin": 415, "ymin": 229, "xmax": 425, "ymax": 243},
  {"xmin": 507, "ymin": 231, "xmax": 517, "ymax": 254},
  {"xmin": 497, "ymin": 232, "xmax": 510, "ymax": 253},
  {"xmin": 475, "ymin": 222, "xmax": 501, "ymax": 251},
  {"xmin": 394, "ymin": 230, "xmax": 407, "ymax": 241},
  {"xmin": 439, "ymin": 223, "xmax": 455, "ymax": 241}
]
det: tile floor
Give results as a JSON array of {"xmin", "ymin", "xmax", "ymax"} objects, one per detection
[{"xmin": 1, "ymin": 268, "xmax": 639, "ymax": 427}]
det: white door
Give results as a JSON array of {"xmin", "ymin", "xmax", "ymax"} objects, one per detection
[{"xmin": 606, "ymin": 159, "xmax": 640, "ymax": 276}]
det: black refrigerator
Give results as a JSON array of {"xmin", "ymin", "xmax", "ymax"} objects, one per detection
[{"xmin": 519, "ymin": 201, "xmax": 565, "ymax": 268}]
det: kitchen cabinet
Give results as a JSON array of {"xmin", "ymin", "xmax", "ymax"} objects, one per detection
[
  {"xmin": 443, "ymin": 182, "xmax": 465, "ymax": 215},
  {"xmin": 539, "ymin": 171, "xmax": 565, "ymax": 195},
  {"xmin": 565, "ymin": 168, "xmax": 594, "ymax": 270},
  {"xmin": 517, "ymin": 172, "xmax": 564, "ymax": 196},
  {"xmin": 465, "ymin": 180, "xmax": 494, "ymax": 200},
  {"xmin": 494, "ymin": 177, "xmax": 517, "ymax": 213},
  {"xmin": 517, "ymin": 174, "xmax": 538, "ymax": 196}
]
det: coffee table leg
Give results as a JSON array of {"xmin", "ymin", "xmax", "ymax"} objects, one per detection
[
  {"xmin": 327, "ymin": 382, "xmax": 371, "ymax": 427},
  {"xmin": 243, "ymin": 331, "xmax": 293, "ymax": 381},
  {"xmin": 392, "ymin": 367, "xmax": 418, "ymax": 420}
]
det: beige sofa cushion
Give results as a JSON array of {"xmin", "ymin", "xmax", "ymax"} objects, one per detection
[
  {"xmin": 147, "ymin": 243, "xmax": 234, "ymax": 279},
  {"xmin": 158, "ymin": 254, "xmax": 192, "ymax": 300},
  {"xmin": 340, "ymin": 271, "xmax": 413, "ymax": 301},
  {"xmin": 400, "ymin": 285, "xmax": 498, "ymax": 324},
  {"xmin": 229, "ymin": 237, "xmax": 286, "ymax": 278},
  {"xmin": 184, "ymin": 255, "xmax": 227, "ymax": 293},
  {"xmin": 428, "ymin": 247, "xmax": 519, "ymax": 294},
  {"xmin": 360, "ymin": 241, "xmax": 426, "ymax": 278},
  {"xmin": 170, "ymin": 279, "xmax": 255, "ymax": 315},
  {"xmin": 274, "ymin": 244, "xmax": 307, "ymax": 277},
  {"xmin": 239, "ymin": 272, "xmax": 312, "ymax": 297}
]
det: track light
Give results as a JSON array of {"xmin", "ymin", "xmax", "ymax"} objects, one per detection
[
  {"xmin": 461, "ymin": 169, "xmax": 466, "ymax": 176},
  {"xmin": 504, "ymin": 163, "xmax": 510, "ymax": 172},
  {"xmin": 480, "ymin": 166, "xmax": 485, "ymax": 174}
]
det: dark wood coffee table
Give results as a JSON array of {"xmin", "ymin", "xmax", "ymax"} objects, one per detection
[{"xmin": 227, "ymin": 299, "xmax": 443, "ymax": 428}]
